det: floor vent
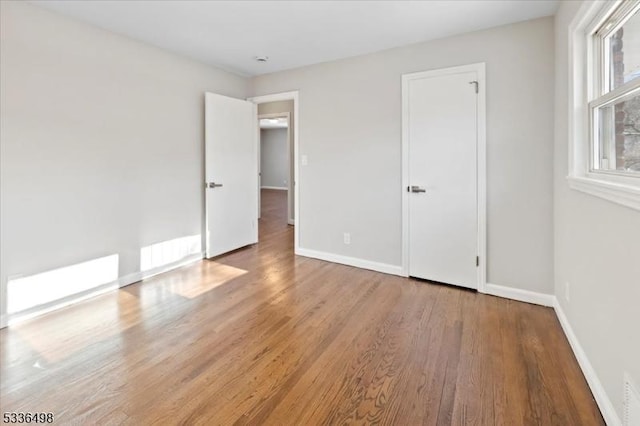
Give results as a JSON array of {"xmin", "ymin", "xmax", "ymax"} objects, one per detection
[{"xmin": 624, "ymin": 373, "xmax": 640, "ymax": 426}]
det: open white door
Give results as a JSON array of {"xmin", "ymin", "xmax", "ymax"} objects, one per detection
[
  {"xmin": 205, "ymin": 92, "xmax": 258, "ymax": 258},
  {"xmin": 404, "ymin": 65, "xmax": 482, "ymax": 289}
]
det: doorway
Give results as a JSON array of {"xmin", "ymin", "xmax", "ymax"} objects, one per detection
[
  {"xmin": 401, "ymin": 63, "xmax": 486, "ymax": 291},
  {"xmin": 249, "ymin": 92, "xmax": 299, "ymax": 250},
  {"xmin": 258, "ymin": 112, "xmax": 291, "ymax": 241}
]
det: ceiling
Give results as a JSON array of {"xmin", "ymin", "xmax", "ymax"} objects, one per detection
[{"xmin": 30, "ymin": 0, "xmax": 559, "ymax": 77}]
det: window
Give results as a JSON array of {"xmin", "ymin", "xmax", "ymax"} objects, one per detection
[
  {"xmin": 568, "ymin": 0, "xmax": 640, "ymax": 211},
  {"xmin": 591, "ymin": 2, "xmax": 640, "ymax": 175}
]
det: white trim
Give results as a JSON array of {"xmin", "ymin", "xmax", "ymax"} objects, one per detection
[
  {"xmin": 131, "ymin": 252, "xmax": 205, "ymax": 282},
  {"xmin": 482, "ymin": 283, "xmax": 555, "ymax": 307},
  {"xmin": 589, "ymin": 79, "xmax": 640, "ymax": 110},
  {"xmin": 249, "ymin": 91, "xmax": 299, "ymax": 104},
  {"xmin": 568, "ymin": 175, "xmax": 640, "ymax": 211},
  {"xmin": 567, "ymin": 0, "xmax": 640, "ymax": 210},
  {"xmin": 261, "ymin": 186, "xmax": 288, "ymax": 191},
  {"xmin": 252, "ymin": 103, "xmax": 259, "ymax": 243},
  {"xmin": 296, "ymin": 248, "xmax": 404, "ymax": 277},
  {"xmin": 1, "ymin": 252, "xmax": 204, "ymax": 329},
  {"xmin": 258, "ymin": 111, "xmax": 289, "ymax": 129},
  {"xmin": 287, "ymin": 219, "xmax": 295, "ymax": 226},
  {"xmin": 568, "ymin": 1, "xmax": 613, "ymax": 178},
  {"xmin": 401, "ymin": 73, "xmax": 410, "ymax": 276},
  {"xmin": 249, "ymin": 91, "xmax": 300, "ymax": 244},
  {"xmin": 481, "ymin": 284, "xmax": 626, "ymax": 425},
  {"xmin": 554, "ymin": 299, "xmax": 622, "ymax": 426},
  {"xmin": 255, "ymin": 106, "xmax": 262, "ymax": 221},
  {"xmin": 401, "ymin": 62, "xmax": 487, "ymax": 291},
  {"xmin": 477, "ymin": 64, "xmax": 488, "ymax": 293}
]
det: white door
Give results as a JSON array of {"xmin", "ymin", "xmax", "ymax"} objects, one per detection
[
  {"xmin": 406, "ymin": 69, "xmax": 479, "ymax": 289},
  {"xmin": 205, "ymin": 92, "xmax": 258, "ymax": 258}
]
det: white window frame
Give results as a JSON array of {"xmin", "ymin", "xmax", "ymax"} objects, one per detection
[{"xmin": 568, "ymin": 0, "xmax": 640, "ymax": 211}]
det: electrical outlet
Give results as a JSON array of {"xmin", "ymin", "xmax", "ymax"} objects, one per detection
[
  {"xmin": 343, "ymin": 232, "xmax": 351, "ymax": 245},
  {"xmin": 565, "ymin": 282, "xmax": 571, "ymax": 302}
]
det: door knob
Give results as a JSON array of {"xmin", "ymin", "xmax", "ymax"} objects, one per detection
[
  {"xmin": 207, "ymin": 182, "xmax": 223, "ymax": 188},
  {"xmin": 410, "ymin": 185, "xmax": 426, "ymax": 193}
]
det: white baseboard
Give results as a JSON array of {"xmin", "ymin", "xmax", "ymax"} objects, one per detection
[
  {"xmin": 0, "ymin": 245, "xmax": 621, "ymax": 426},
  {"xmin": 1, "ymin": 252, "xmax": 204, "ymax": 329},
  {"xmin": 296, "ymin": 247, "xmax": 404, "ymax": 276},
  {"xmin": 288, "ymin": 219, "xmax": 295, "ymax": 225},
  {"xmin": 117, "ymin": 252, "xmax": 204, "ymax": 287},
  {"xmin": 261, "ymin": 186, "xmax": 287, "ymax": 190},
  {"xmin": 554, "ymin": 299, "xmax": 621, "ymax": 426},
  {"xmin": 482, "ymin": 286, "xmax": 619, "ymax": 424},
  {"xmin": 482, "ymin": 283, "xmax": 555, "ymax": 307}
]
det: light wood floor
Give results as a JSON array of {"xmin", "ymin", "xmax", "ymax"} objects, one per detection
[{"xmin": 0, "ymin": 189, "xmax": 603, "ymax": 425}]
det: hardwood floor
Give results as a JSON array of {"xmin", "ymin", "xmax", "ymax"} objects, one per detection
[{"xmin": 0, "ymin": 189, "xmax": 603, "ymax": 425}]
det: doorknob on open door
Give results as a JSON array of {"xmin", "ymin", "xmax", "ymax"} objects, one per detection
[
  {"xmin": 207, "ymin": 182, "xmax": 223, "ymax": 188},
  {"xmin": 410, "ymin": 185, "xmax": 426, "ymax": 193}
]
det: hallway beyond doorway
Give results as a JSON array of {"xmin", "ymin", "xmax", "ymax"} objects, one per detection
[{"xmin": 259, "ymin": 188, "xmax": 291, "ymax": 247}]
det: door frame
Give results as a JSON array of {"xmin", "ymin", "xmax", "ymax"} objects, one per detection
[
  {"xmin": 257, "ymin": 112, "xmax": 292, "ymax": 224},
  {"xmin": 247, "ymin": 91, "xmax": 300, "ymax": 253},
  {"xmin": 401, "ymin": 63, "xmax": 487, "ymax": 292}
]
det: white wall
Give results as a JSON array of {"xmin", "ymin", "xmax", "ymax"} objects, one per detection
[
  {"xmin": 0, "ymin": 1, "xmax": 249, "ymax": 320},
  {"xmin": 260, "ymin": 128, "xmax": 289, "ymax": 189},
  {"xmin": 554, "ymin": 1, "xmax": 640, "ymax": 422},
  {"xmin": 253, "ymin": 17, "xmax": 555, "ymax": 292}
]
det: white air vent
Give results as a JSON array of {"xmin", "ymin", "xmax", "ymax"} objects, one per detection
[{"xmin": 624, "ymin": 373, "xmax": 640, "ymax": 426}]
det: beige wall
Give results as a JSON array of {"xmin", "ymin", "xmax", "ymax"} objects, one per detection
[
  {"xmin": 258, "ymin": 100, "xmax": 295, "ymax": 221},
  {"xmin": 0, "ymin": 1, "xmax": 249, "ymax": 321},
  {"xmin": 260, "ymin": 128, "xmax": 289, "ymax": 189},
  {"xmin": 253, "ymin": 17, "xmax": 555, "ymax": 292},
  {"xmin": 554, "ymin": 1, "xmax": 640, "ymax": 421}
]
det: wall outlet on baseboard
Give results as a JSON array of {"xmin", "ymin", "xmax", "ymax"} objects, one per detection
[
  {"xmin": 343, "ymin": 232, "xmax": 351, "ymax": 245},
  {"xmin": 565, "ymin": 281, "xmax": 570, "ymax": 302}
]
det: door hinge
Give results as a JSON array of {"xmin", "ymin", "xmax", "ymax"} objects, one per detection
[
  {"xmin": 469, "ymin": 81, "xmax": 479, "ymax": 94},
  {"xmin": 476, "ymin": 256, "xmax": 479, "ymax": 267}
]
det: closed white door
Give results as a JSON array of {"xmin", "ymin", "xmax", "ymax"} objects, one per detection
[
  {"xmin": 406, "ymin": 69, "xmax": 479, "ymax": 289},
  {"xmin": 205, "ymin": 92, "xmax": 258, "ymax": 258}
]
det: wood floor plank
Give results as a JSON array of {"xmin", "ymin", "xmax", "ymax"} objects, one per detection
[
  {"xmin": 155, "ymin": 269, "xmax": 380, "ymax": 425},
  {"xmin": 0, "ymin": 190, "xmax": 604, "ymax": 425}
]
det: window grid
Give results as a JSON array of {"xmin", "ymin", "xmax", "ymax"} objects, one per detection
[{"xmin": 589, "ymin": 0, "xmax": 640, "ymax": 176}]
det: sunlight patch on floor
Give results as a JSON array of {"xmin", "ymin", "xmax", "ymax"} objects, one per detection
[
  {"xmin": 169, "ymin": 262, "xmax": 247, "ymax": 299},
  {"xmin": 13, "ymin": 290, "xmax": 140, "ymax": 364}
]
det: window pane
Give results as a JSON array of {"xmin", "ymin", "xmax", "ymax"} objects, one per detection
[
  {"xmin": 595, "ymin": 92, "xmax": 640, "ymax": 173},
  {"xmin": 608, "ymin": 8, "xmax": 640, "ymax": 90}
]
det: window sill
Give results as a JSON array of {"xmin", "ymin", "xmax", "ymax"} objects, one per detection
[{"xmin": 567, "ymin": 175, "xmax": 640, "ymax": 211}]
